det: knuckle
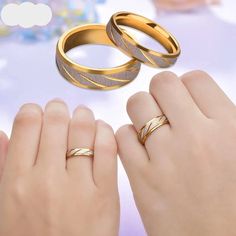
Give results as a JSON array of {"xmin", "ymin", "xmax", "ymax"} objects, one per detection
[
  {"xmin": 45, "ymin": 100, "xmax": 69, "ymax": 125},
  {"xmin": 116, "ymin": 124, "xmax": 132, "ymax": 139},
  {"xmin": 74, "ymin": 106, "xmax": 93, "ymax": 116},
  {"xmin": 15, "ymin": 104, "xmax": 42, "ymax": 126},
  {"xmin": 42, "ymin": 183, "xmax": 54, "ymax": 199},
  {"xmin": 46, "ymin": 99, "xmax": 66, "ymax": 107},
  {"xmin": 94, "ymin": 187, "xmax": 108, "ymax": 202},
  {"xmin": 127, "ymin": 91, "xmax": 149, "ymax": 110},
  {"xmin": 182, "ymin": 70, "xmax": 210, "ymax": 84},
  {"xmin": 20, "ymin": 103, "xmax": 42, "ymax": 112},
  {"xmin": 150, "ymin": 71, "xmax": 177, "ymax": 90},
  {"xmin": 183, "ymin": 129, "xmax": 207, "ymax": 156},
  {"xmin": 94, "ymin": 189, "xmax": 119, "ymax": 214},
  {"xmin": 97, "ymin": 120, "xmax": 112, "ymax": 130},
  {"xmin": 189, "ymin": 70, "xmax": 210, "ymax": 77},
  {"xmin": 36, "ymin": 177, "xmax": 56, "ymax": 201},
  {"xmin": 7, "ymin": 178, "xmax": 27, "ymax": 202}
]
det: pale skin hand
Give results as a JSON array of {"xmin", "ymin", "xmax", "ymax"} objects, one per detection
[
  {"xmin": 0, "ymin": 100, "xmax": 119, "ymax": 236},
  {"xmin": 0, "ymin": 131, "xmax": 8, "ymax": 179},
  {"xmin": 117, "ymin": 71, "xmax": 236, "ymax": 236}
]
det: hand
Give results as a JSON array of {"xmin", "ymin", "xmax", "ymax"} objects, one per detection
[
  {"xmin": 117, "ymin": 71, "xmax": 236, "ymax": 236},
  {"xmin": 0, "ymin": 100, "xmax": 119, "ymax": 236},
  {"xmin": 0, "ymin": 131, "xmax": 8, "ymax": 179},
  {"xmin": 153, "ymin": 0, "xmax": 220, "ymax": 11}
]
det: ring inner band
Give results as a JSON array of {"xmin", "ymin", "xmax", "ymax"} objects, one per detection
[
  {"xmin": 113, "ymin": 13, "xmax": 179, "ymax": 55},
  {"xmin": 56, "ymin": 24, "xmax": 141, "ymax": 90},
  {"xmin": 64, "ymin": 27, "xmax": 116, "ymax": 52}
]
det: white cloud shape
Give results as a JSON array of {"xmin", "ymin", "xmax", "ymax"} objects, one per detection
[{"xmin": 1, "ymin": 2, "xmax": 52, "ymax": 28}]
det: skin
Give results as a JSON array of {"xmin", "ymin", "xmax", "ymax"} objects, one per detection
[
  {"xmin": 0, "ymin": 100, "xmax": 119, "ymax": 236},
  {"xmin": 153, "ymin": 0, "xmax": 220, "ymax": 11},
  {"xmin": 0, "ymin": 131, "xmax": 8, "ymax": 179},
  {"xmin": 116, "ymin": 71, "xmax": 236, "ymax": 236}
]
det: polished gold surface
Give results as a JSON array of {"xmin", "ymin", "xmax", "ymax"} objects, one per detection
[
  {"xmin": 67, "ymin": 148, "xmax": 94, "ymax": 158},
  {"xmin": 138, "ymin": 115, "xmax": 169, "ymax": 145},
  {"xmin": 56, "ymin": 24, "xmax": 141, "ymax": 90},
  {"xmin": 106, "ymin": 12, "xmax": 181, "ymax": 68}
]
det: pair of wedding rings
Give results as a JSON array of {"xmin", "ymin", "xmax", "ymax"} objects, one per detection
[
  {"xmin": 56, "ymin": 11, "xmax": 181, "ymax": 90},
  {"xmin": 66, "ymin": 114, "xmax": 169, "ymax": 159}
]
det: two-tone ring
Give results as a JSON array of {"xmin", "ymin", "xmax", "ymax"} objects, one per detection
[
  {"xmin": 56, "ymin": 24, "xmax": 141, "ymax": 90},
  {"xmin": 138, "ymin": 115, "xmax": 169, "ymax": 145},
  {"xmin": 106, "ymin": 12, "xmax": 180, "ymax": 68},
  {"xmin": 67, "ymin": 148, "xmax": 94, "ymax": 159},
  {"xmin": 56, "ymin": 12, "xmax": 181, "ymax": 90}
]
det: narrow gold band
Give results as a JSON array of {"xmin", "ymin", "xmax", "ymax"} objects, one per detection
[
  {"xmin": 138, "ymin": 115, "xmax": 169, "ymax": 145},
  {"xmin": 56, "ymin": 24, "xmax": 141, "ymax": 90},
  {"xmin": 106, "ymin": 12, "xmax": 181, "ymax": 68},
  {"xmin": 67, "ymin": 148, "xmax": 94, "ymax": 159}
]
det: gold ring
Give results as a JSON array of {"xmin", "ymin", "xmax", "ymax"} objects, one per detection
[
  {"xmin": 106, "ymin": 12, "xmax": 181, "ymax": 68},
  {"xmin": 67, "ymin": 148, "xmax": 94, "ymax": 159},
  {"xmin": 56, "ymin": 24, "xmax": 141, "ymax": 90},
  {"xmin": 138, "ymin": 115, "xmax": 169, "ymax": 145}
]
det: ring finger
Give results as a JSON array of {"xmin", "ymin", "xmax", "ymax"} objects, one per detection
[
  {"xmin": 126, "ymin": 91, "xmax": 171, "ymax": 157},
  {"xmin": 67, "ymin": 106, "xmax": 96, "ymax": 185}
]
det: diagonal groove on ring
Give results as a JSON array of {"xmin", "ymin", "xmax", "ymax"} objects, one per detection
[
  {"xmin": 138, "ymin": 116, "xmax": 169, "ymax": 144},
  {"xmin": 140, "ymin": 49, "xmax": 157, "ymax": 66},
  {"xmin": 60, "ymin": 60, "xmax": 139, "ymax": 88},
  {"xmin": 106, "ymin": 13, "xmax": 180, "ymax": 68},
  {"xmin": 80, "ymin": 73, "xmax": 107, "ymax": 88},
  {"xmin": 59, "ymin": 62, "xmax": 99, "ymax": 88},
  {"xmin": 111, "ymin": 24, "xmax": 130, "ymax": 52},
  {"xmin": 67, "ymin": 148, "xmax": 94, "ymax": 158},
  {"xmin": 103, "ymin": 75, "xmax": 130, "ymax": 83}
]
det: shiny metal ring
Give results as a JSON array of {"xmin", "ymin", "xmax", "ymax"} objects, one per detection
[
  {"xmin": 67, "ymin": 148, "xmax": 94, "ymax": 159},
  {"xmin": 56, "ymin": 24, "xmax": 141, "ymax": 90},
  {"xmin": 106, "ymin": 11, "xmax": 181, "ymax": 68},
  {"xmin": 138, "ymin": 115, "xmax": 169, "ymax": 145}
]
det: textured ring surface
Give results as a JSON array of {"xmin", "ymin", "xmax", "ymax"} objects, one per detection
[
  {"xmin": 67, "ymin": 148, "xmax": 94, "ymax": 158},
  {"xmin": 56, "ymin": 24, "xmax": 141, "ymax": 90},
  {"xmin": 138, "ymin": 115, "xmax": 169, "ymax": 145},
  {"xmin": 107, "ymin": 12, "xmax": 181, "ymax": 68}
]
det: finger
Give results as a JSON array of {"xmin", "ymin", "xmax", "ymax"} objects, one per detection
[
  {"xmin": 126, "ymin": 91, "xmax": 171, "ymax": 151},
  {"xmin": 6, "ymin": 104, "xmax": 42, "ymax": 172},
  {"xmin": 149, "ymin": 71, "xmax": 205, "ymax": 128},
  {"xmin": 116, "ymin": 125, "xmax": 150, "ymax": 179},
  {"xmin": 36, "ymin": 99, "xmax": 70, "ymax": 170},
  {"xmin": 93, "ymin": 120, "xmax": 117, "ymax": 189},
  {"xmin": 0, "ymin": 131, "xmax": 9, "ymax": 180},
  {"xmin": 67, "ymin": 106, "xmax": 96, "ymax": 185},
  {"xmin": 181, "ymin": 70, "xmax": 236, "ymax": 120}
]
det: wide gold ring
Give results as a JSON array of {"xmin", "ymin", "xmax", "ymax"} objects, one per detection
[
  {"xmin": 67, "ymin": 148, "xmax": 94, "ymax": 159},
  {"xmin": 138, "ymin": 115, "xmax": 169, "ymax": 145},
  {"xmin": 106, "ymin": 12, "xmax": 181, "ymax": 68},
  {"xmin": 56, "ymin": 24, "xmax": 141, "ymax": 90}
]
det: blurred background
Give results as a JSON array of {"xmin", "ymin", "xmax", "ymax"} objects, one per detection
[{"xmin": 0, "ymin": 0, "xmax": 236, "ymax": 235}]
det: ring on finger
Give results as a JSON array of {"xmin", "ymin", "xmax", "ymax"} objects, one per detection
[{"xmin": 138, "ymin": 115, "xmax": 169, "ymax": 145}]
